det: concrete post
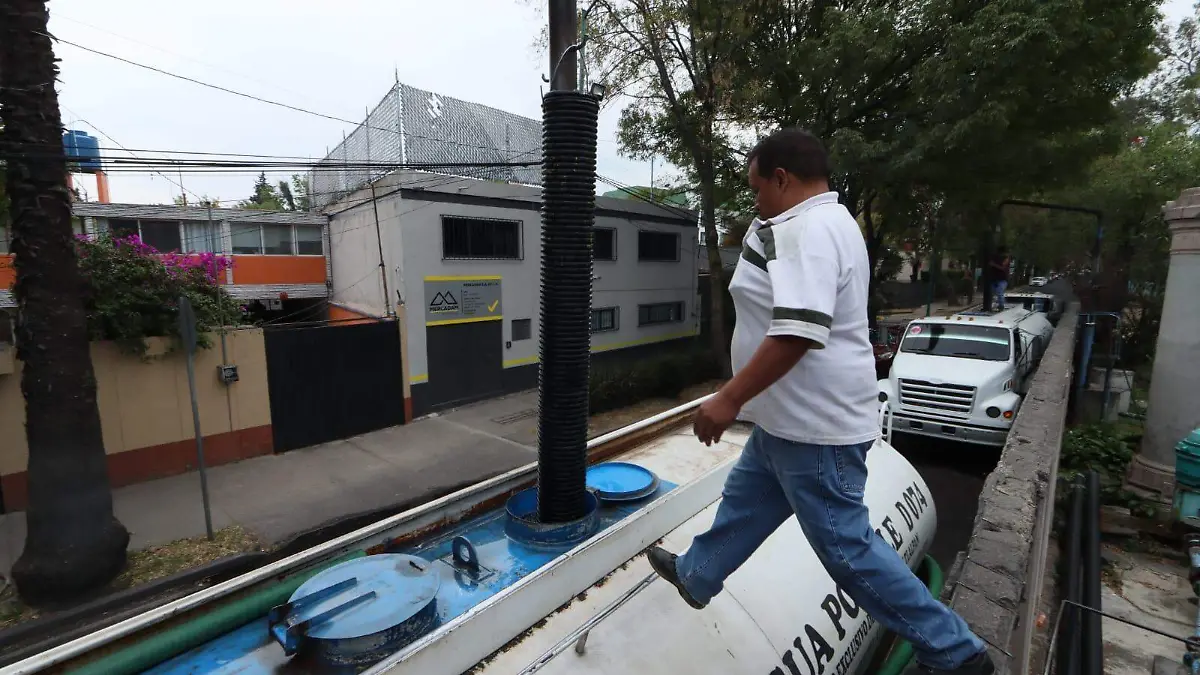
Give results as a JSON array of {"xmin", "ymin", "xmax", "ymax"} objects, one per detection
[{"xmin": 1127, "ymin": 187, "xmax": 1200, "ymax": 498}]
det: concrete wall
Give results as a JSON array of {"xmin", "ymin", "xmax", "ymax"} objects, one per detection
[
  {"xmin": 326, "ymin": 171, "xmax": 701, "ymax": 393},
  {"xmin": 941, "ymin": 304, "xmax": 1078, "ymax": 675},
  {"xmin": 0, "ymin": 330, "xmax": 272, "ymax": 511}
]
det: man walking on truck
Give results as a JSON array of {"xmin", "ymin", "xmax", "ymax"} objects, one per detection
[
  {"xmin": 989, "ymin": 247, "xmax": 1011, "ymax": 311},
  {"xmin": 647, "ymin": 129, "xmax": 994, "ymax": 675}
]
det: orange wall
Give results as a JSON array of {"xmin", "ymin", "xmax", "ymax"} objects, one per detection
[
  {"xmin": 0, "ymin": 254, "xmax": 14, "ymax": 289},
  {"xmin": 328, "ymin": 305, "xmax": 379, "ymax": 325},
  {"xmin": 232, "ymin": 256, "xmax": 326, "ymax": 285},
  {"xmin": 2, "ymin": 254, "xmax": 329, "ymax": 288}
]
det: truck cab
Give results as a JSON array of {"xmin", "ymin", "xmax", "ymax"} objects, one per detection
[
  {"xmin": 878, "ymin": 308, "xmax": 1053, "ymax": 447},
  {"xmin": 1004, "ymin": 291, "xmax": 1063, "ymax": 324}
]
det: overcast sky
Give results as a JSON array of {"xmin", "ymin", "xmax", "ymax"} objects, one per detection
[{"xmin": 47, "ymin": 0, "xmax": 1197, "ymax": 207}]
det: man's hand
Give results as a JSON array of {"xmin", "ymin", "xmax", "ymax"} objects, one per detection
[{"xmin": 694, "ymin": 391, "xmax": 741, "ymax": 446}]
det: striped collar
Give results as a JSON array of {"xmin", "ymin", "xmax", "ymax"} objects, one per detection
[{"xmin": 749, "ymin": 191, "xmax": 841, "ymax": 233}]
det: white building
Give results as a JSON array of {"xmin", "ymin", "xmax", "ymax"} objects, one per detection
[{"xmin": 324, "ymin": 170, "xmax": 700, "ymax": 416}]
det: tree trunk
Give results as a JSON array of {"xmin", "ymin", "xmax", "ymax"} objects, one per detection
[
  {"xmin": 862, "ymin": 202, "xmax": 883, "ymax": 332},
  {"xmin": 1, "ymin": 0, "xmax": 129, "ymax": 604},
  {"xmin": 698, "ymin": 159, "xmax": 732, "ymax": 377}
]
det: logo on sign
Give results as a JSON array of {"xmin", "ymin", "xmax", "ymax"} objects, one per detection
[{"xmin": 429, "ymin": 291, "xmax": 459, "ymax": 314}]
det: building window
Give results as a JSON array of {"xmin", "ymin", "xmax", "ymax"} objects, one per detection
[
  {"xmin": 638, "ymin": 230, "xmax": 679, "ymax": 262},
  {"xmin": 593, "ymin": 228, "xmax": 616, "ymax": 261},
  {"xmin": 108, "ymin": 218, "xmax": 139, "ymax": 241},
  {"xmin": 0, "ymin": 224, "xmax": 8, "ymax": 254},
  {"xmin": 591, "ymin": 307, "xmax": 619, "ymax": 333},
  {"xmin": 638, "ymin": 301, "xmax": 684, "ymax": 326},
  {"xmin": 108, "ymin": 219, "xmax": 183, "ymax": 252},
  {"xmin": 262, "ymin": 224, "xmax": 293, "ymax": 255},
  {"xmin": 442, "ymin": 216, "xmax": 521, "ymax": 260},
  {"xmin": 139, "ymin": 220, "xmax": 183, "ymax": 253},
  {"xmin": 296, "ymin": 225, "xmax": 324, "ymax": 255},
  {"xmin": 512, "ymin": 318, "xmax": 532, "ymax": 341},
  {"xmin": 184, "ymin": 221, "xmax": 221, "ymax": 254},
  {"xmin": 231, "ymin": 225, "xmax": 262, "ymax": 254}
]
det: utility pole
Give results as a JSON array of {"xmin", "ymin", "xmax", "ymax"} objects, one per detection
[
  {"xmin": 370, "ymin": 181, "xmax": 393, "ymax": 318},
  {"xmin": 549, "ymin": 0, "xmax": 579, "ymax": 91},
  {"xmin": 536, "ymin": 0, "xmax": 599, "ymax": 524}
]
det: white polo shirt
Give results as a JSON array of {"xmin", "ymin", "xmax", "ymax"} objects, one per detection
[{"xmin": 728, "ymin": 192, "xmax": 879, "ymax": 445}]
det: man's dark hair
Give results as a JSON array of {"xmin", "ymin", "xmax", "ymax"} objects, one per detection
[{"xmin": 747, "ymin": 128, "xmax": 831, "ymax": 182}]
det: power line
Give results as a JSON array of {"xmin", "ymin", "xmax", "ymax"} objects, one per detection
[
  {"xmin": 51, "ymin": 13, "xmax": 320, "ymax": 105},
  {"xmin": 59, "ymin": 107, "xmax": 202, "ymax": 202},
  {"xmin": 595, "ymin": 173, "xmax": 696, "ymax": 221},
  {"xmin": 46, "ymin": 34, "xmax": 540, "ymax": 158}
]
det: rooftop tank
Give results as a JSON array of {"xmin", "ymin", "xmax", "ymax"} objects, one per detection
[{"xmin": 62, "ymin": 130, "xmax": 102, "ymax": 173}]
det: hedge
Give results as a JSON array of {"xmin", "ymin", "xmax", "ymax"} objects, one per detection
[{"xmin": 589, "ymin": 348, "xmax": 723, "ymax": 414}]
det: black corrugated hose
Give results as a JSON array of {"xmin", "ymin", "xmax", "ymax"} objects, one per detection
[
  {"xmin": 1059, "ymin": 479, "xmax": 1083, "ymax": 675},
  {"xmin": 536, "ymin": 90, "xmax": 599, "ymax": 524}
]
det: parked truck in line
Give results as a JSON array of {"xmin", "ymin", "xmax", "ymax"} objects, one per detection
[
  {"xmin": 1004, "ymin": 290, "xmax": 1064, "ymax": 325},
  {"xmin": 878, "ymin": 307, "xmax": 1055, "ymax": 447}
]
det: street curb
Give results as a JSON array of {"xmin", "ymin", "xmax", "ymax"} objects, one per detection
[{"xmin": 0, "ymin": 551, "xmax": 266, "ymax": 666}]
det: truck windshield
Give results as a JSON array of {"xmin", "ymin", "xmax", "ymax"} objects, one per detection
[{"xmin": 900, "ymin": 324, "xmax": 1011, "ymax": 361}]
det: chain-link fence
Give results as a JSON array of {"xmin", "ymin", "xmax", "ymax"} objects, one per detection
[{"xmin": 311, "ymin": 83, "xmax": 542, "ymax": 210}]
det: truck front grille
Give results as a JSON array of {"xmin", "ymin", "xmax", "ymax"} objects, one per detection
[{"xmin": 898, "ymin": 379, "xmax": 976, "ymax": 416}]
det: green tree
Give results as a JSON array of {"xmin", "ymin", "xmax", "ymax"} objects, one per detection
[
  {"xmin": 587, "ymin": 0, "xmax": 746, "ymax": 374},
  {"xmin": 239, "ymin": 171, "xmax": 284, "ymax": 211},
  {"xmin": 726, "ymin": 0, "xmax": 1157, "ymax": 312},
  {"xmin": 1148, "ymin": 2, "xmax": 1200, "ymax": 124},
  {"xmin": 278, "ymin": 174, "xmax": 311, "ymax": 211},
  {"xmin": 1, "ymin": 0, "xmax": 130, "ymax": 603}
]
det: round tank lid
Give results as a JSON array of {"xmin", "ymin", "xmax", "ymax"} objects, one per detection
[
  {"xmin": 287, "ymin": 554, "xmax": 440, "ymax": 641},
  {"xmin": 586, "ymin": 462, "xmax": 659, "ymax": 502}
]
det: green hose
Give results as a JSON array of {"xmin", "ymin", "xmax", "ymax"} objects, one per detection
[
  {"xmin": 68, "ymin": 551, "xmax": 365, "ymax": 675},
  {"xmin": 876, "ymin": 555, "xmax": 946, "ymax": 675}
]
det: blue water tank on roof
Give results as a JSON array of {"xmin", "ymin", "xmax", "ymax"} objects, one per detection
[{"xmin": 63, "ymin": 130, "xmax": 102, "ymax": 172}]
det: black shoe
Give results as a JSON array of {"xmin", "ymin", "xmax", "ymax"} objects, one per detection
[
  {"xmin": 647, "ymin": 546, "xmax": 706, "ymax": 610},
  {"xmin": 904, "ymin": 650, "xmax": 995, "ymax": 675}
]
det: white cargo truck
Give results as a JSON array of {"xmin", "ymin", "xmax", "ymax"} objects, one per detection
[
  {"xmin": 879, "ymin": 308, "xmax": 1054, "ymax": 447},
  {"xmin": 1004, "ymin": 290, "xmax": 1063, "ymax": 324}
]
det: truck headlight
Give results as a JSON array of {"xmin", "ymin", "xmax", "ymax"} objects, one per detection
[
  {"xmin": 986, "ymin": 406, "xmax": 1001, "ymax": 418},
  {"xmin": 879, "ymin": 391, "xmax": 888, "ymax": 402}
]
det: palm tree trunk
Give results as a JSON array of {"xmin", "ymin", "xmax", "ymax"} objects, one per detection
[{"xmin": 1, "ymin": 0, "xmax": 129, "ymax": 604}]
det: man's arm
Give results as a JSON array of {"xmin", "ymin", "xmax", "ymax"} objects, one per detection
[{"xmin": 719, "ymin": 335, "xmax": 813, "ymax": 409}]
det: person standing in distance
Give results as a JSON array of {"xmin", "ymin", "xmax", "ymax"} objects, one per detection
[
  {"xmin": 647, "ymin": 129, "xmax": 994, "ymax": 675},
  {"xmin": 989, "ymin": 247, "xmax": 1011, "ymax": 311}
]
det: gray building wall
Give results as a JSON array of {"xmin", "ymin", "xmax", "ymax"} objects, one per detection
[{"xmin": 325, "ymin": 170, "xmax": 700, "ymax": 414}]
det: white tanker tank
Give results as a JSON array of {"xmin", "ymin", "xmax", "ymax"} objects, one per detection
[
  {"xmin": 366, "ymin": 415, "xmax": 937, "ymax": 675},
  {"xmin": 2, "ymin": 400, "xmax": 936, "ymax": 675}
]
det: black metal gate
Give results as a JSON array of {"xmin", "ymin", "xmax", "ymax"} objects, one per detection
[{"xmin": 264, "ymin": 320, "xmax": 406, "ymax": 452}]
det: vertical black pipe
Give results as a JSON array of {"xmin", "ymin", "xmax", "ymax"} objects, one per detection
[
  {"xmin": 536, "ymin": 4, "xmax": 597, "ymax": 522},
  {"xmin": 1082, "ymin": 470, "xmax": 1104, "ymax": 674},
  {"xmin": 1060, "ymin": 479, "xmax": 1084, "ymax": 675},
  {"xmin": 548, "ymin": 0, "xmax": 579, "ymax": 91}
]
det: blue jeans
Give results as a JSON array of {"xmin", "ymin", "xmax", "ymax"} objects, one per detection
[
  {"xmin": 674, "ymin": 427, "xmax": 984, "ymax": 669},
  {"xmin": 992, "ymin": 280, "xmax": 1008, "ymax": 309}
]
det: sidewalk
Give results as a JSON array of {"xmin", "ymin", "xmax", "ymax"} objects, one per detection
[{"xmin": 0, "ymin": 390, "xmax": 545, "ymax": 579}]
